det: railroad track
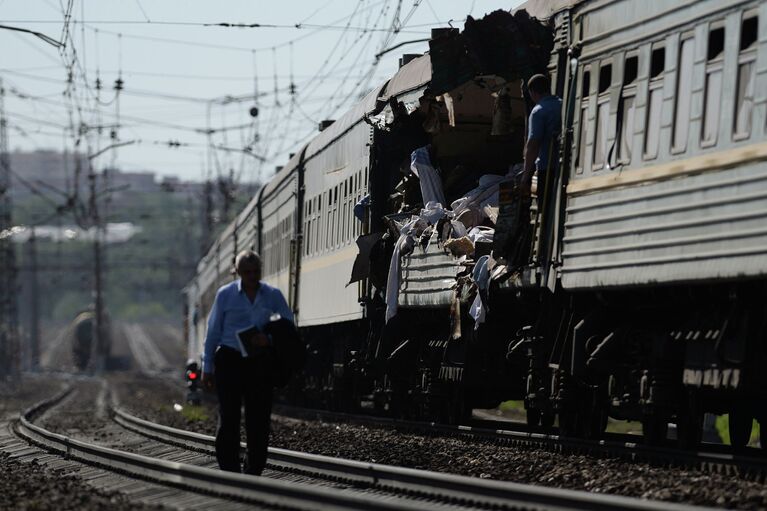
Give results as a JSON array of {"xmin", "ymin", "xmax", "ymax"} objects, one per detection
[
  {"xmin": 276, "ymin": 405, "xmax": 767, "ymax": 483},
  {"xmin": 122, "ymin": 322, "xmax": 174, "ymax": 376},
  {"xmin": 8, "ymin": 384, "xmax": 708, "ymax": 511}
]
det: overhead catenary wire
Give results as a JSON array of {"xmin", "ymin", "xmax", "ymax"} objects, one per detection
[
  {"xmin": 0, "ymin": 24, "xmax": 63, "ymax": 48},
  {"xmin": 3, "ymin": 0, "xmax": 459, "ymax": 194},
  {"xmin": 6, "ymin": 18, "xmax": 428, "ymax": 34}
]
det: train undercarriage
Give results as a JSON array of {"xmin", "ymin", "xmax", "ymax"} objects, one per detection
[{"xmin": 290, "ymin": 278, "xmax": 767, "ymax": 452}]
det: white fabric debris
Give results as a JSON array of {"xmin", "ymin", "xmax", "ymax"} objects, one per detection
[
  {"xmin": 469, "ymin": 255, "xmax": 491, "ymax": 329},
  {"xmin": 450, "ymin": 219, "xmax": 467, "ymax": 238},
  {"xmin": 385, "ymin": 215, "xmax": 430, "ymax": 323},
  {"xmin": 450, "ymin": 174, "xmax": 511, "ymax": 229},
  {"xmin": 468, "ymin": 226, "xmax": 494, "ymax": 244},
  {"xmin": 385, "ymin": 232, "xmax": 415, "ymax": 323},
  {"xmin": 410, "ymin": 146, "xmax": 446, "ymax": 206},
  {"xmin": 469, "ymin": 294, "xmax": 484, "ymax": 326},
  {"xmin": 419, "ymin": 201, "xmax": 448, "ymax": 225}
]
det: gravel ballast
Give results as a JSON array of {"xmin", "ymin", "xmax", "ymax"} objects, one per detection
[
  {"xmin": 0, "ymin": 375, "xmax": 164, "ymax": 511},
  {"xmin": 117, "ymin": 376, "xmax": 767, "ymax": 510}
]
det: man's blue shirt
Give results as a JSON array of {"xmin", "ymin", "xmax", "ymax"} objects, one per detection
[
  {"xmin": 203, "ymin": 279, "xmax": 294, "ymax": 373},
  {"xmin": 527, "ymin": 95, "xmax": 562, "ymax": 172}
]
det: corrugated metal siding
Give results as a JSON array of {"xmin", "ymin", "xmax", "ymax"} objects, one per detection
[
  {"xmin": 562, "ymin": 160, "xmax": 767, "ymax": 288},
  {"xmin": 399, "ymin": 236, "xmax": 461, "ymax": 308}
]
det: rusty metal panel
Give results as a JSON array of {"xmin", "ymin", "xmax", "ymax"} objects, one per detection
[{"xmin": 562, "ymin": 159, "xmax": 767, "ymax": 288}]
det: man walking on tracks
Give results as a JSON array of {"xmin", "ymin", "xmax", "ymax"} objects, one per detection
[{"xmin": 201, "ymin": 250, "xmax": 294, "ymax": 475}]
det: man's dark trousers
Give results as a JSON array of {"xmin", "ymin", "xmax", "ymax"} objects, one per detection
[{"xmin": 214, "ymin": 346, "xmax": 273, "ymax": 474}]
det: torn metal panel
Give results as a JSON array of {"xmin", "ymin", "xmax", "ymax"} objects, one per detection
[
  {"xmin": 348, "ymin": 232, "xmax": 384, "ymax": 285},
  {"xmin": 380, "ymin": 54, "xmax": 432, "ymax": 102},
  {"xmin": 429, "ymin": 10, "xmax": 554, "ymax": 95},
  {"xmin": 368, "ymin": 55, "xmax": 432, "ymax": 128}
]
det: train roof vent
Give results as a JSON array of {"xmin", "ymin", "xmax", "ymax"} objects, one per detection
[
  {"xmin": 275, "ymin": 165, "xmax": 283, "ymax": 173},
  {"xmin": 318, "ymin": 120, "xmax": 335, "ymax": 131},
  {"xmin": 399, "ymin": 53, "xmax": 421, "ymax": 67}
]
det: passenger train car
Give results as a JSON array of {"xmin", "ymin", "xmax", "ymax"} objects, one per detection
[{"xmin": 185, "ymin": 0, "xmax": 767, "ymax": 450}]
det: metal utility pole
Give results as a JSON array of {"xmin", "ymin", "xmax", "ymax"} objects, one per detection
[
  {"xmin": 0, "ymin": 79, "xmax": 20, "ymax": 383},
  {"xmin": 87, "ymin": 157, "xmax": 105, "ymax": 373},
  {"xmin": 27, "ymin": 225, "xmax": 39, "ymax": 370},
  {"xmin": 201, "ymin": 179, "xmax": 214, "ymax": 253}
]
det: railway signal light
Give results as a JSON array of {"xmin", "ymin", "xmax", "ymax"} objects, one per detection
[{"xmin": 185, "ymin": 360, "xmax": 201, "ymax": 405}]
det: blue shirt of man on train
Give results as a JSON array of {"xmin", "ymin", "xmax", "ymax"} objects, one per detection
[
  {"xmin": 201, "ymin": 249, "xmax": 293, "ymax": 475},
  {"xmin": 521, "ymin": 73, "xmax": 562, "ymax": 195}
]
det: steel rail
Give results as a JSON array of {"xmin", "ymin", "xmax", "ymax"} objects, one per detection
[
  {"xmin": 13, "ymin": 389, "xmax": 450, "ymax": 511},
  {"xmin": 276, "ymin": 406, "xmax": 767, "ymax": 481},
  {"xmin": 111, "ymin": 405, "xmax": 708, "ymax": 511}
]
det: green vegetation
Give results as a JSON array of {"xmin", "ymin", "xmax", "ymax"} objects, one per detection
[
  {"xmin": 714, "ymin": 414, "xmax": 761, "ymax": 446},
  {"xmin": 180, "ymin": 404, "xmax": 210, "ymax": 422},
  {"xmin": 13, "ymin": 185, "xmax": 254, "ymax": 325},
  {"xmin": 498, "ymin": 400, "xmax": 524, "ymax": 412}
]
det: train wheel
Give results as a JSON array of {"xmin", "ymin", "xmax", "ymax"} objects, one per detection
[
  {"xmin": 558, "ymin": 410, "xmax": 578, "ymax": 437},
  {"xmin": 642, "ymin": 416, "xmax": 668, "ymax": 445},
  {"xmin": 541, "ymin": 412, "xmax": 555, "ymax": 430},
  {"xmin": 728, "ymin": 408, "xmax": 753, "ymax": 449},
  {"xmin": 580, "ymin": 404, "xmax": 608, "ymax": 439},
  {"xmin": 526, "ymin": 408, "xmax": 541, "ymax": 429}
]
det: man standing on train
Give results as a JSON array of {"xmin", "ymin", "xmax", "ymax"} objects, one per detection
[
  {"xmin": 521, "ymin": 73, "xmax": 562, "ymax": 200},
  {"xmin": 201, "ymin": 250, "xmax": 294, "ymax": 475}
]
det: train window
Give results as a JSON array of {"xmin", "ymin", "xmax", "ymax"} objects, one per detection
[
  {"xmin": 740, "ymin": 15, "xmax": 758, "ymax": 50},
  {"xmin": 345, "ymin": 193, "xmax": 350, "ymax": 243},
  {"xmin": 593, "ymin": 63, "xmax": 611, "ymax": 169},
  {"xmin": 644, "ymin": 46, "xmax": 665, "ymax": 159},
  {"xmin": 708, "ymin": 26, "xmax": 725, "ymax": 60},
  {"xmin": 344, "ymin": 180, "xmax": 350, "ymax": 243},
  {"xmin": 623, "ymin": 56, "xmax": 638, "ymax": 85},
  {"xmin": 649, "ymin": 47, "xmax": 665, "ymax": 79},
  {"xmin": 576, "ymin": 68, "xmax": 591, "ymax": 173},
  {"xmin": 673, "ymin": 36, "xmax": 695, "ymax": 152},
  {"xmin": 734, "ymin": 16, "xmax": 758, "ymax": 139},
  {"xmin": 309, "ymin": 215, "xmax": 314, "ymax": 256},
  {"xmin": 581, "ymin": 69, "xmax": 590, "ymax": 98},
  {"xmin": 598, "ymin": 64, "xmax": 611, "ymax": 94},
  {"xmin": 335, "ymin": 184, "xmax": 341, "ymax": 246},
  {"xmin": 702, "ymin": 24, "xmax": 725, "ymax": 146},
  {"xmin": 351, "ymin": 176, "xmax": 356, "ymax": 239},
  {"xmin": 618, "ymin": 55, "xmax": 638, "ymax": 164},
  {"xmin": 340, "ymin": 184, "xmax": 344, "ymax": 246},
  {"xmin": 330, "ymin": 185, "xmax": 334, "ymax": 247}
]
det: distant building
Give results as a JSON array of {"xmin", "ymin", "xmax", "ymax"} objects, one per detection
[
  {"xmin": 9, "ymin": 149, "xmax": 87, "ymax": 197},
  {"xmin": 7, "ymin": 149, "xmax": 243, "ymax": 199}
]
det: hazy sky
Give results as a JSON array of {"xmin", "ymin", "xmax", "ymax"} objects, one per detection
[{"xmin": 2, "ymin": 1, "xmax": 523, "ymax": 183}]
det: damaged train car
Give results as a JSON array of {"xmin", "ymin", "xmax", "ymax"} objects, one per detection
[{"xmin": 185, "ymin": 0, "xmax": 767, "ymax": 450}]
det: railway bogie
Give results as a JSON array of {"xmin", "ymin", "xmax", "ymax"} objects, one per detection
[{"xmin": 185, "ymin": 0, "xmax": 767, "ymax": 451}]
